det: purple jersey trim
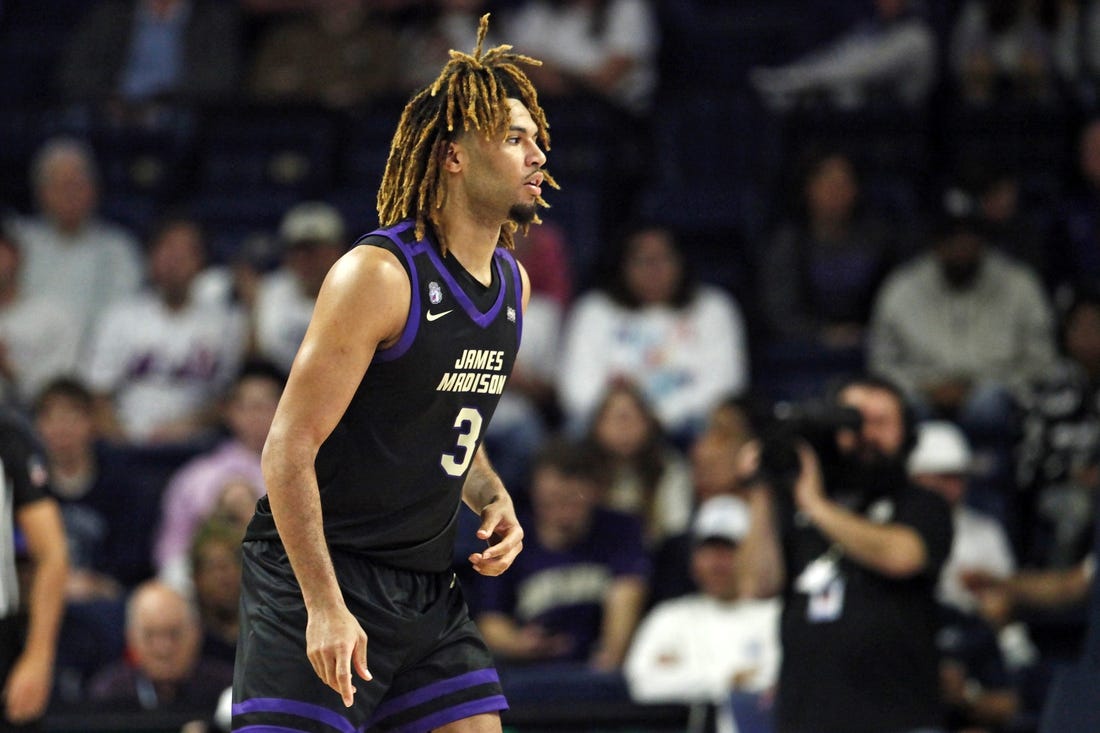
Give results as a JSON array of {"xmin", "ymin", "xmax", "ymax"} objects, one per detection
[
  {"xmin": 232, "ymin": 697, "xmax": 355, "ymax": 733},
  {"xmin": 363, "ymin": 222, "xmax": 421, "ymax": 364},
  {"xmin": 421, "ymin": 240, "xmax": 507, "ymax": 329},
  {"xmin": 386, "ymin": 696, "xmax": 509, "ymax": 733},
  {"xmin": 497, "ymin": 248, "xmax": 524, "ymax": 346},
  {"xmin": 369, "ymin": 668, "xmax": 501, "ymax": 724},
  {"xmin": 233, "ymin": 726, "xmax": 314, "ymax": 733}
]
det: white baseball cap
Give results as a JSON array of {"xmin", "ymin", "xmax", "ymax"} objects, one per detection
[
  {"xmin": 907, "ymin": 420, "xmax": 973, "ymax": 475},
  {"xmin": 279, "ymin": 201, "xmax": 345, "ymax": 246},
  {"xmin": 692, "ymin": 495, "xmax": 750, "ymax": 545}
]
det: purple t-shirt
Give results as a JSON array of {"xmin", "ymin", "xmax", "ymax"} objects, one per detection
[{"xmin": 479, "ymin": 507, "xmax": 651, "ymax": 662}]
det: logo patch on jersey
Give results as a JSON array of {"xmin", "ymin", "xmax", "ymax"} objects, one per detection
[
  {"xmin": 428, "ymin": 281, "xmax": 443, "ymax": 305},
  {"xmin": 507, "ymin": 306, "xmax": 516, "ymax": 323}
]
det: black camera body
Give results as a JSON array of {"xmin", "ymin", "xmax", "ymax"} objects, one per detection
[{"xmin": 755, "ymin": 400, "xmax": 863, "ymax": 493}]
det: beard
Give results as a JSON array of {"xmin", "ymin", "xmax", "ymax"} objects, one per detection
[
  {"xmin": 940, "ymin": 259, "xmax": 983, "ymax": 290},
  {"xmin": 832, "ymin": 442, "xmax": 908, "ymax": 508},
  {"xmin": 508, "ymin": 202, "xmax": 538, "ymax": 226}
]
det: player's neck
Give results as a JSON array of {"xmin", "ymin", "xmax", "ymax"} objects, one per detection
[{"xmin": 436, "ymin": 208, "xmax": 501, "ymax": 286}]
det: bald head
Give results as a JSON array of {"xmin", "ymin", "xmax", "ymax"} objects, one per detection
[{"xmin": 126, "ymin": 581, "xmax": 202, "ymax": 684}]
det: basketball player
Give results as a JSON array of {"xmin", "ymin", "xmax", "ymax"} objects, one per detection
[{"xmin": 231, "ymin": 15, "xmax": 556, "ymax": 733}]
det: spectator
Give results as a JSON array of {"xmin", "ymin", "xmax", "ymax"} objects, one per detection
[
  {"xmin": 739, "ymin": 375, "xmax": 954, "ymax": 733},
  {"xmin": 962, "ymin": 510, "xmax": 1100, "ymax": 732},
  {"xmin": 57, "ymin": 0, "xmax": 241, "ymax": 109},
  {"xmin": 9, "ymin": 137, "xmax": 143, "ymax": 346},
  {"xmin": 0, "ymin": 226, "xmax": 80, "ymax": 409},
  {"xmin": 475, "ymin": 439, "xmax": 649, "ymax": 701},
  {"xmin": 87, "ymin": 580, "xmax": 234, "ymax": 719},
  {"xmin": 957, "ymin": 160, "xmax": 1052, "ymax": 288},
  {"xmin": 648, "ymin": 396, "xmax": 758, "ymax": 608},
  {"xmin": 949, "ymin": 0, "xmax": 1079, "ymax": 106},
  {"xmin": 1015, "ymin": 289, "xmax": 1100, "ymax": 570},
  {"xmin": 557, "ymin": 224, "xmax": 749, "ymax": 444},
  {"xmin": 512, "ymin": 217, "xmax": 574, "ymax": 308},
  {"xmin": 246, "ymin": 0, "xmax": 403, "ymax": 109},
  {"xmin": 868, "ymin": 192, "xmax": 1057, "ymax": 478},
  {"xmin": 624, "ymin": 495, "xmax": 781, "ymax": 715},
  {"xmin": 1055, "ymin": 116, "xmax": 1100, "ymax": 297},
  {"xmin": 500, "ymin": 0, "xmax": 658, "ymax": 115},
  {"xmin": 758, "ymin": 148, "xmax": 903, "ymax": 351},
  {"xmin": 251, "ymin": 202, "xmax": 348, "ymax": 375},
  {"xmin": 0, "ymin": 407, "xmax": 69, "ymax": 729},
  {"xmin": 153, "ymin": 359, "xmax": 283, "ymax": 594},
  {"xmin": 398, "ymin": 0, "xmax": 496, "ymax": 95},
  {"xmin": 188, "ymin": 519, "xmax": 243, "ymax": 666},
  {"xmin": 33, "ymin": 376, "xmax": 184, "ymax": 703},
  {"xmin": 82, "ymin": 215, "xmax": 247, "ymax": 444},
  {"xmin": 907, "ymin": 420, "xmax": 1030, "ymax": 730},
  {"xmin": 584, "ymin": 380, "xmax": 693, "ymax": 546},
  {"xmin": 749, "ymin": 0, "xmax": 937, "ymax": 109}
]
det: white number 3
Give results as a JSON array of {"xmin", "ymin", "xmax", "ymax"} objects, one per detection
[{"xmin": 440, "ymin": 407, "xmax": 484, "ymax": 477}]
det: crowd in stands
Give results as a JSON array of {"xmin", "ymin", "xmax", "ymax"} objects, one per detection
[{"xmin": 0, "ymin": 0, "xmax": 1099, "ymax": 732}]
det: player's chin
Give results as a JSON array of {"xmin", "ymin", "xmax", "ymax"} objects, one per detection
[{"xmin": 508, "ymin": 203, "xmax": 537, "ymax": 226}]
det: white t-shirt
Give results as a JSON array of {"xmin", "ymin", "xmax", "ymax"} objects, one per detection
[
  {"xmin": 83, "ymin": 293, "xmax": 246, "ymax": 441},
  {"xmin": 254, "ymin": 269, "xmax": 315, "ymax": 375},
  {"xmin": 625, "ymin": 595, "xmax": 782, "ymax": 703},
  {"xmin": 938, "ymin": 505, "xmax": 1016, "ymax": 614},
  {"xmin": 0, "ymin": 294, "xmax": 81, "ymax": 406},
  {"xmin": 503, "ymin": 0, "xmax": 658, "ymax": 112},
  {"xmin": 558, "ymin": 285, "xmax": 748, "ymax": 435}
]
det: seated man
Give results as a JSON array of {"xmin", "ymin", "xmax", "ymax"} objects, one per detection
[
  {"xmin": 474, "ymin": 438, "xmax": 650, "ymax": 703},
  {"xmin": 624, "ymin": 495, "xmax": 781, "ymax": 730}
]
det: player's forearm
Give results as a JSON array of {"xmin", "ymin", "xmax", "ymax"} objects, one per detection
[
  {"xmin": 461, "ymin": 447, "xmax": 509, "ymax": 514},
  {"xmin": 262, "ymin": 437, "xmax": 343, "ymax": 611}
]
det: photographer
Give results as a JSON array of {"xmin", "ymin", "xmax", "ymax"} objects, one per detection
[{"xmin": 739, "ymin": 375, "xmax": 954, "ymax": 733}]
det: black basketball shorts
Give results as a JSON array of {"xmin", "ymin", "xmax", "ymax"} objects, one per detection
[{"xmin": 232, "ymin": 540, "xmax": 507, "ymax": 733}]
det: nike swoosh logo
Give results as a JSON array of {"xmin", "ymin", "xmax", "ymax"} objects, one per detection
[{"xmin": 426, "ymin": 309, "xmax": 454, "ymax": 322}]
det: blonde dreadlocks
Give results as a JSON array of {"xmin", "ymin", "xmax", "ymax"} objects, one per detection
[{"xmin": 375, "ymin": 13, "xmax": 558, "ymax": 252}]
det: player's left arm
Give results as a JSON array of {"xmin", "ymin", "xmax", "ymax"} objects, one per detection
[
  {"xmin": 462, "ymin": 447, "xmax": 523, "ymax": 576},
  {"xmin": 461, "ymin": 258, "xmax": 530, "ymax": 576}
]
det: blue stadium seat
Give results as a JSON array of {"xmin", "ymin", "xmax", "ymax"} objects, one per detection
[{"xmin": 196, "ymin": 106, "xmax": 338, "ymax": 196}]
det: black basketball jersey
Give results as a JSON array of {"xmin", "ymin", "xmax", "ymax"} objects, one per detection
[{"xmin": 245, "ymin": 221, "xmax": 524, "ymax": 573}]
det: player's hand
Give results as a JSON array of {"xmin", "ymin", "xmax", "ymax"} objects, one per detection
[
  {"xmin": 2, "ymin": 652, "xmax": 51, "ymax": 724},
  {"xmin": 469, "ymin": 494, "xmax": 524, "ymax": 576},
  {"xmin": 305, "ymin": 604, "xmax": 371, "ymax": 707}
]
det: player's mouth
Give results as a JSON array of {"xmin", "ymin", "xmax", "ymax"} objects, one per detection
[{"xmin": 524, "ymin": 173, "xmax": 543, "ymax": 197}]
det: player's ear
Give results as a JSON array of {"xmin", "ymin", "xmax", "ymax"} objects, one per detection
[{"xmin": 441, "ymin": 140, "xmax": 464, "ymax": 173}]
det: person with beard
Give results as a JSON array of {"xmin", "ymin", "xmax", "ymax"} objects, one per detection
[
  {"xmin": 232, "ymin": 15, "xmax": 552, "ymax": 733},
  {"xmin": 738, "ymin": 375, "xmax": 954, "ymax": 733},
  {"xmin": 868, "ymin": 192, "xmax": 1056, "ymax": 493}
]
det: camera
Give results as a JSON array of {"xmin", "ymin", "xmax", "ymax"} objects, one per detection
[{"xmin": 754, "ymin": 399, "xmax": 863, "ymax": 492}]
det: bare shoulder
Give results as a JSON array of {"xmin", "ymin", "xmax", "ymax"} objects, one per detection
[{"xmin": 311, "ymin": 243, "xmax": 411, "ymax": 350}]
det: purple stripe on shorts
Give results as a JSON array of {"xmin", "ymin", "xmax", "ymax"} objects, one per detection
[
  {"xmin": 233, "ymin": 726, "xmax": 313, "ymax": 733},
  {"xmin": 387, "ymin": 695, "xmax": 509, "ymax": 733},
  {"xmin": 369, "ymin": 668, "xmax": 501, "ymax": 724},
  {"xmin": 232, "ymin": 697, "xmax": 356, "ymax": 733}
]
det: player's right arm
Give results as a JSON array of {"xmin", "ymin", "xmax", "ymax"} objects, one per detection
[{"xmin": 261, "ymin": 243, "xmax": 410, "ymax": 707}]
